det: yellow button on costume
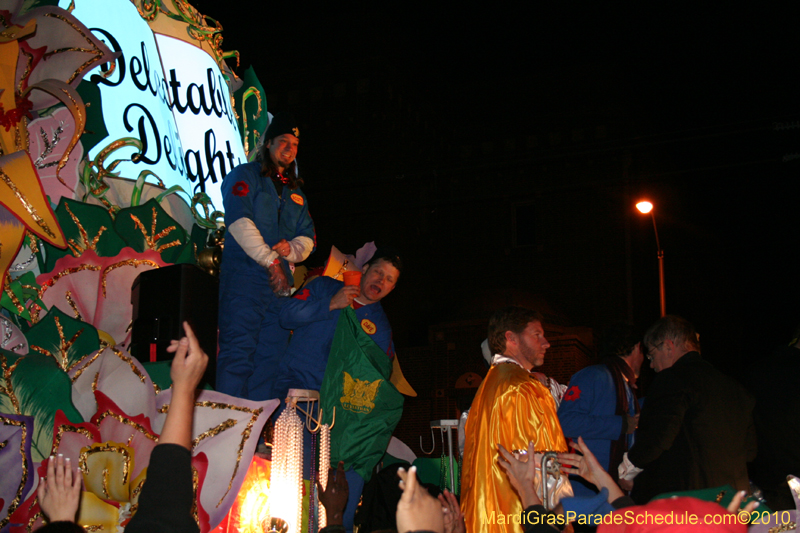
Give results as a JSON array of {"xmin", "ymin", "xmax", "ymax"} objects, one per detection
[{"xmin": 461, "ymin": 362, "xmax": 568, "ymax": 533}]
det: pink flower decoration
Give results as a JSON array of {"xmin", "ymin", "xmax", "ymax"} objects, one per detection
[{"xmin": 27, "ymin": 107, "xmax": 83, "ymax": 203}]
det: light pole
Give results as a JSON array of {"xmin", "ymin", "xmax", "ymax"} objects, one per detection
[{"xmin": 636, "ymin": 201, "xmax": 666, "ymax": 317}]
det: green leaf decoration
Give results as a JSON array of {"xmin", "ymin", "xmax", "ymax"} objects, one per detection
[
  {"xmin": 42, "ymin": 198, "xmax": 127, "ymax": 272},
  {"xmin": 0, "ymin": 347, "xmax": 85, "ymax": 462},
  {"xmin": 113, "ymin": 199, "xmax": 188, "ymax": 264},
  {"xmin": 171, "ymin": 223, "xmax": 210, "ymax": 265},
  {"xmin": 233, "ymin": 66, "xmax": 269, "ymax": 161},
  {"xmin": 75, "ymin": 80, "xmax": 109, "ymax": 154},
  {"xmin": 25, "ymin": 307, "xmax": 101, "ymax": 375},
  {"xmin": 1, "ymin": 272, "xmax": 46, "ymax": 321}
]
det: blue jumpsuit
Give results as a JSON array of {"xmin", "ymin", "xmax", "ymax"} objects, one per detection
[
  {"xmin": 273, "ymin": 275, "xmax": 395, "ymax": 533},
  {"xmin": 216, "ymin": 161, "xmax": 315, "ymax": 400},
  {"xmin": 272, "ymin": 276, "xmax": 394, "ymax": 400},
  {"xmin": 557, "ymin": 364, "xmax": 636, "ymax": 498}
]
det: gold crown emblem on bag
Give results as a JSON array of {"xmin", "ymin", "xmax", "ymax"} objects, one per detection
[{"xmin": 341, "ymin": 372, "xmax": 382, "ymax": 413}]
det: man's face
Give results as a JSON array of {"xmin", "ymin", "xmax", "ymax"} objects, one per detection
[
  {"xmin": 645, "ymin": 339, "xmax": 672, "ymax": 372},
  {"xmin": 511, "ymin": 321, "xmax": 550, "ymax": 370},
  {"xmin": 359, "ymin": 259, "xmax": 399, "ymax": 305},
  {"xmin": 628, "ymin": 343, "xmax": 645, "ymax": 377},
  {"xmin": 267, "ymin": 133, "xmax": 299, "ymax": 170}
]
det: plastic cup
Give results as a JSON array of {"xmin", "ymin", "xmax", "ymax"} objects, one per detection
[{"xmin": 343, "ymin": 271, "xmax": 362, "ymax": 286}]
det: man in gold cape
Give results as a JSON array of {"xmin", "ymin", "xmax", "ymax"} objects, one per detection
[{"xmin": 461, "ymin": 307, "xmax": 569, "ymax": 533}]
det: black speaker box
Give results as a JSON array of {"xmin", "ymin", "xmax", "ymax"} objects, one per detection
[{"xmin": 130, "ymin": 263, "xmax": 218, "ymax": 388}]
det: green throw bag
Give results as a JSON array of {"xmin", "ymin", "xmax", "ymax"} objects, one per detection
[{"xmin": 320, "ymin": 307, "xmax": 404, "ymax": 482}]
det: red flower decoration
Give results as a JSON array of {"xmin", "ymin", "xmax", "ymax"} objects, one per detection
[
  {"xmin": 232, "ymin": 181, "xmax": 249, "ymax": 197},
  {"xmin": 563, "ymin": 385, "xmax": 581, "ymax": 402}
]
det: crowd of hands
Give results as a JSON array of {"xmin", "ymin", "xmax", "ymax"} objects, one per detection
[
  {"xmin": 314, "ymin": 434, "xmax": 760, "ymax": 533},
  {"xmin": 34, "ymin": 324, "xmax": 757, "ymax": 532}
]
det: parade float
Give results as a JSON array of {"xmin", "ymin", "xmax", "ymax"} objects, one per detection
[{"xmin": 0, "ymin": 0, "xmax": 286, "ymax": 531}]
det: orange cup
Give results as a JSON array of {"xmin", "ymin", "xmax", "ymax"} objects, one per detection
[{"xmin": 343, "ymin": 270, "xmax": 362, "ymax": 286}]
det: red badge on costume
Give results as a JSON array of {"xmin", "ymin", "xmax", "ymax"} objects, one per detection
[
  {"xmin": 361, "ymin": 319, "xmax": 377, "ymax": 335},
  {"xmin": 294, "ymin": 288, "xmax": 310, "ymax": 301},
  {"xmin": 232, "ymin": 181, "xmax": 249, "ymax": 197},
  {"xmin": 290, "ymin": 193, "xmax": 304, "ymax": 206},
  {"xmin": 563, "ymin": 385, "xmax": 581, "ymax": 402}
]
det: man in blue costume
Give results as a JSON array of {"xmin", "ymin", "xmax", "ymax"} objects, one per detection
[
  {"xmin": 216, "ymin": 112, "xmax": 316, "ymax": 400},
  {"xmin": 272, "ymin": 247, "xmax": 401, "ymax": 402},
  {"xmin": 273, "ymin": 247, "xmax": 402, "ymax": 533},
  {"xmin": 558, "ymin": 323, "xmax": 642, "ymax": 497}
]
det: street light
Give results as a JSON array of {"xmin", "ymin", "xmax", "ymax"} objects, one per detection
[{"xmin": 636, "ymin": 201, "xmax": 666, "ymax": 317}]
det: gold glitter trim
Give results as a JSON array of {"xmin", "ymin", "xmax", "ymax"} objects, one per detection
[
  {"xmin": 0, "ymin": 415, "xmax": 29, "ymax": 529},
  {"xmin": 17, "ymin": 47, "xmax": 34, "ymax": 95},
  {"xmin": 715, "ymin": 489, "xmax": 726, "ymax": 503},
  {"xmin": 71, "ymin": 343, "xmax": 108, "ymax": 384},
  {"xmin": 0, "ymin": 168, "xmax": 58, "ymax": 240},
  {"xmin": 37, "ymin": 264, "xmax": 102, "ymax": 303},
  {"xmin": 3, "ymin": 277, "xmax": 25, "ymax": 315},
  {"xmin": 94, "ymin": 410, "xmax": 159, "ymax": 441},
  {"xmin": 0, "ymin": 353, "xmax": 23, "ymax": 414},
  {"xmin": 51, "ymin": 424, "xmax": 95, "ymax": 458},
  {"xmin": 42, "ymin": 13, "xmax": 106, "ymax": 85},
  {"xmin": 192, "ymin": 418, "xmax": 236, "ymax": 448},
  {"xmin": 131, "ymin": 477, "xmax": 145, "ymax": 500},
  {"xmin": 65, "ymin": 290, "xmax": 82, "ymax": 320},
  {"xmin": 769, "ymin": 523, "xmax": 797, "ymax": 533},
  {"xmin": 80, "ymin": 443, "xmax": 131, "ymax": 484},
  {"xmin": 83, "ymin": 525, "xmax": 103, "ymax": 532},
  {"xmin": 112, "ymin": 346, "xmax": 147, "ymax": 383},
  {"xmin": 25, "ymin": 231, "xmax": 39, "ymax": 254},
  {"xmin": 29, "ymin": 315, "xmax": 84, "ymax": 371},
  {"xmin": 191, "ymin": 465, "xmax": 200, "ymax": 526},
  {"xmin": 26, "ymin": 510, "xmax": 43, "ymax": 533},
  {"xmin": 190, "ymin": 401, "xmax": 264, "ymax": 506},
  {"xmin": 101, "ymin": 259, "xmax": 159, "ymax": 298},
  {"xmin": 101, "ymin": 467, "xmax": 111, "ymax": 498},
  {"xmin": 128, "ymin": 207, "xmax": 181, "ymax": 253},
  {"xmin": 64, "ymin": 201, "xmax": 107, "ymax": 256}
]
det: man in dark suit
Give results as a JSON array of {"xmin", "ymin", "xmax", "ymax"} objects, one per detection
[{"xmin": 618, "ymin": 315, "xmax": 757, "ymax": 504}]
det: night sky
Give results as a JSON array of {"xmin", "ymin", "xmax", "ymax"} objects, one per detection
[{"xmin": 199, "ymin": 3, "xmax": 799, "ymax": 380}]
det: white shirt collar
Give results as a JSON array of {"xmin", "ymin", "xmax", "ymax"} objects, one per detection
[{"xmin": 491, "ymin": 354, "xmax": 524, "ymax": 369}]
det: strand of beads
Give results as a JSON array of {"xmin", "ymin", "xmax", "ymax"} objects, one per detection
[
  {"xmin": 270, "ymin": 405, "xmax": 304, "ymax": 533},
  {"xmin": 317, "ymin": 424, "xmax": 331, "ymax": 529},
  {"xmin": 309, "ymin": 429, "xmax": 316, "ymax": 533}
]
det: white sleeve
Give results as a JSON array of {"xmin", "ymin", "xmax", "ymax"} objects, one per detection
[
  {"xmin": 284, "ymin": 236, "xmax": 314, "ymax": 263},
  {"xmin": 227, "ymin": 218, "xmax": 279, "ymax": 267}
]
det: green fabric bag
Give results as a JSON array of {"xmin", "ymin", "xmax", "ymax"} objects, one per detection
[{"xmin": 320, "ymin": 307, "xmax": 404, "ymax": 482}]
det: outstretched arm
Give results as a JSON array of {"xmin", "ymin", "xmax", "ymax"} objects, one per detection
[{"xmin": 161, "ymin": 321, "xmax": 208, "ymax": 449}]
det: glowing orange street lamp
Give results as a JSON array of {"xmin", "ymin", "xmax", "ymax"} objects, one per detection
[{"xmin": 636, "ymin": 201, "xmax": 666, "ymax": 317}]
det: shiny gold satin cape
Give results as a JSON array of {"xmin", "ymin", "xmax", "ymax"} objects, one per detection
[{"xmin": 461, "ymin": 363, "xmax": 568, "ymax": 533}]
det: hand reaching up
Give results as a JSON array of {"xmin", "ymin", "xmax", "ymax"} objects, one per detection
[
  {"xmin": 317, "ymin": 461, "xmax": 348, "ymax": 526},
  {"xmin": 167, "ymin": 321, "xmax": 208, "ymax": 395},
  {"xmin": 396, "ymin": 466, "xmax": 444, "ymax": 533},
  {"xmin": 438, "ymin": 489, "xmax": 466, "ymax": 533}
]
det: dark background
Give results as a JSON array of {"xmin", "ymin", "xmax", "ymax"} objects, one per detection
[{"xmin": 200, "ymin": 2, "xmax": 800, "ymax": 385}]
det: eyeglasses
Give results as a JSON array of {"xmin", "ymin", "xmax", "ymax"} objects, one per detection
[{"xmin": 645, "ymin": 342, "xmax": 663, "ymax": 361}]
